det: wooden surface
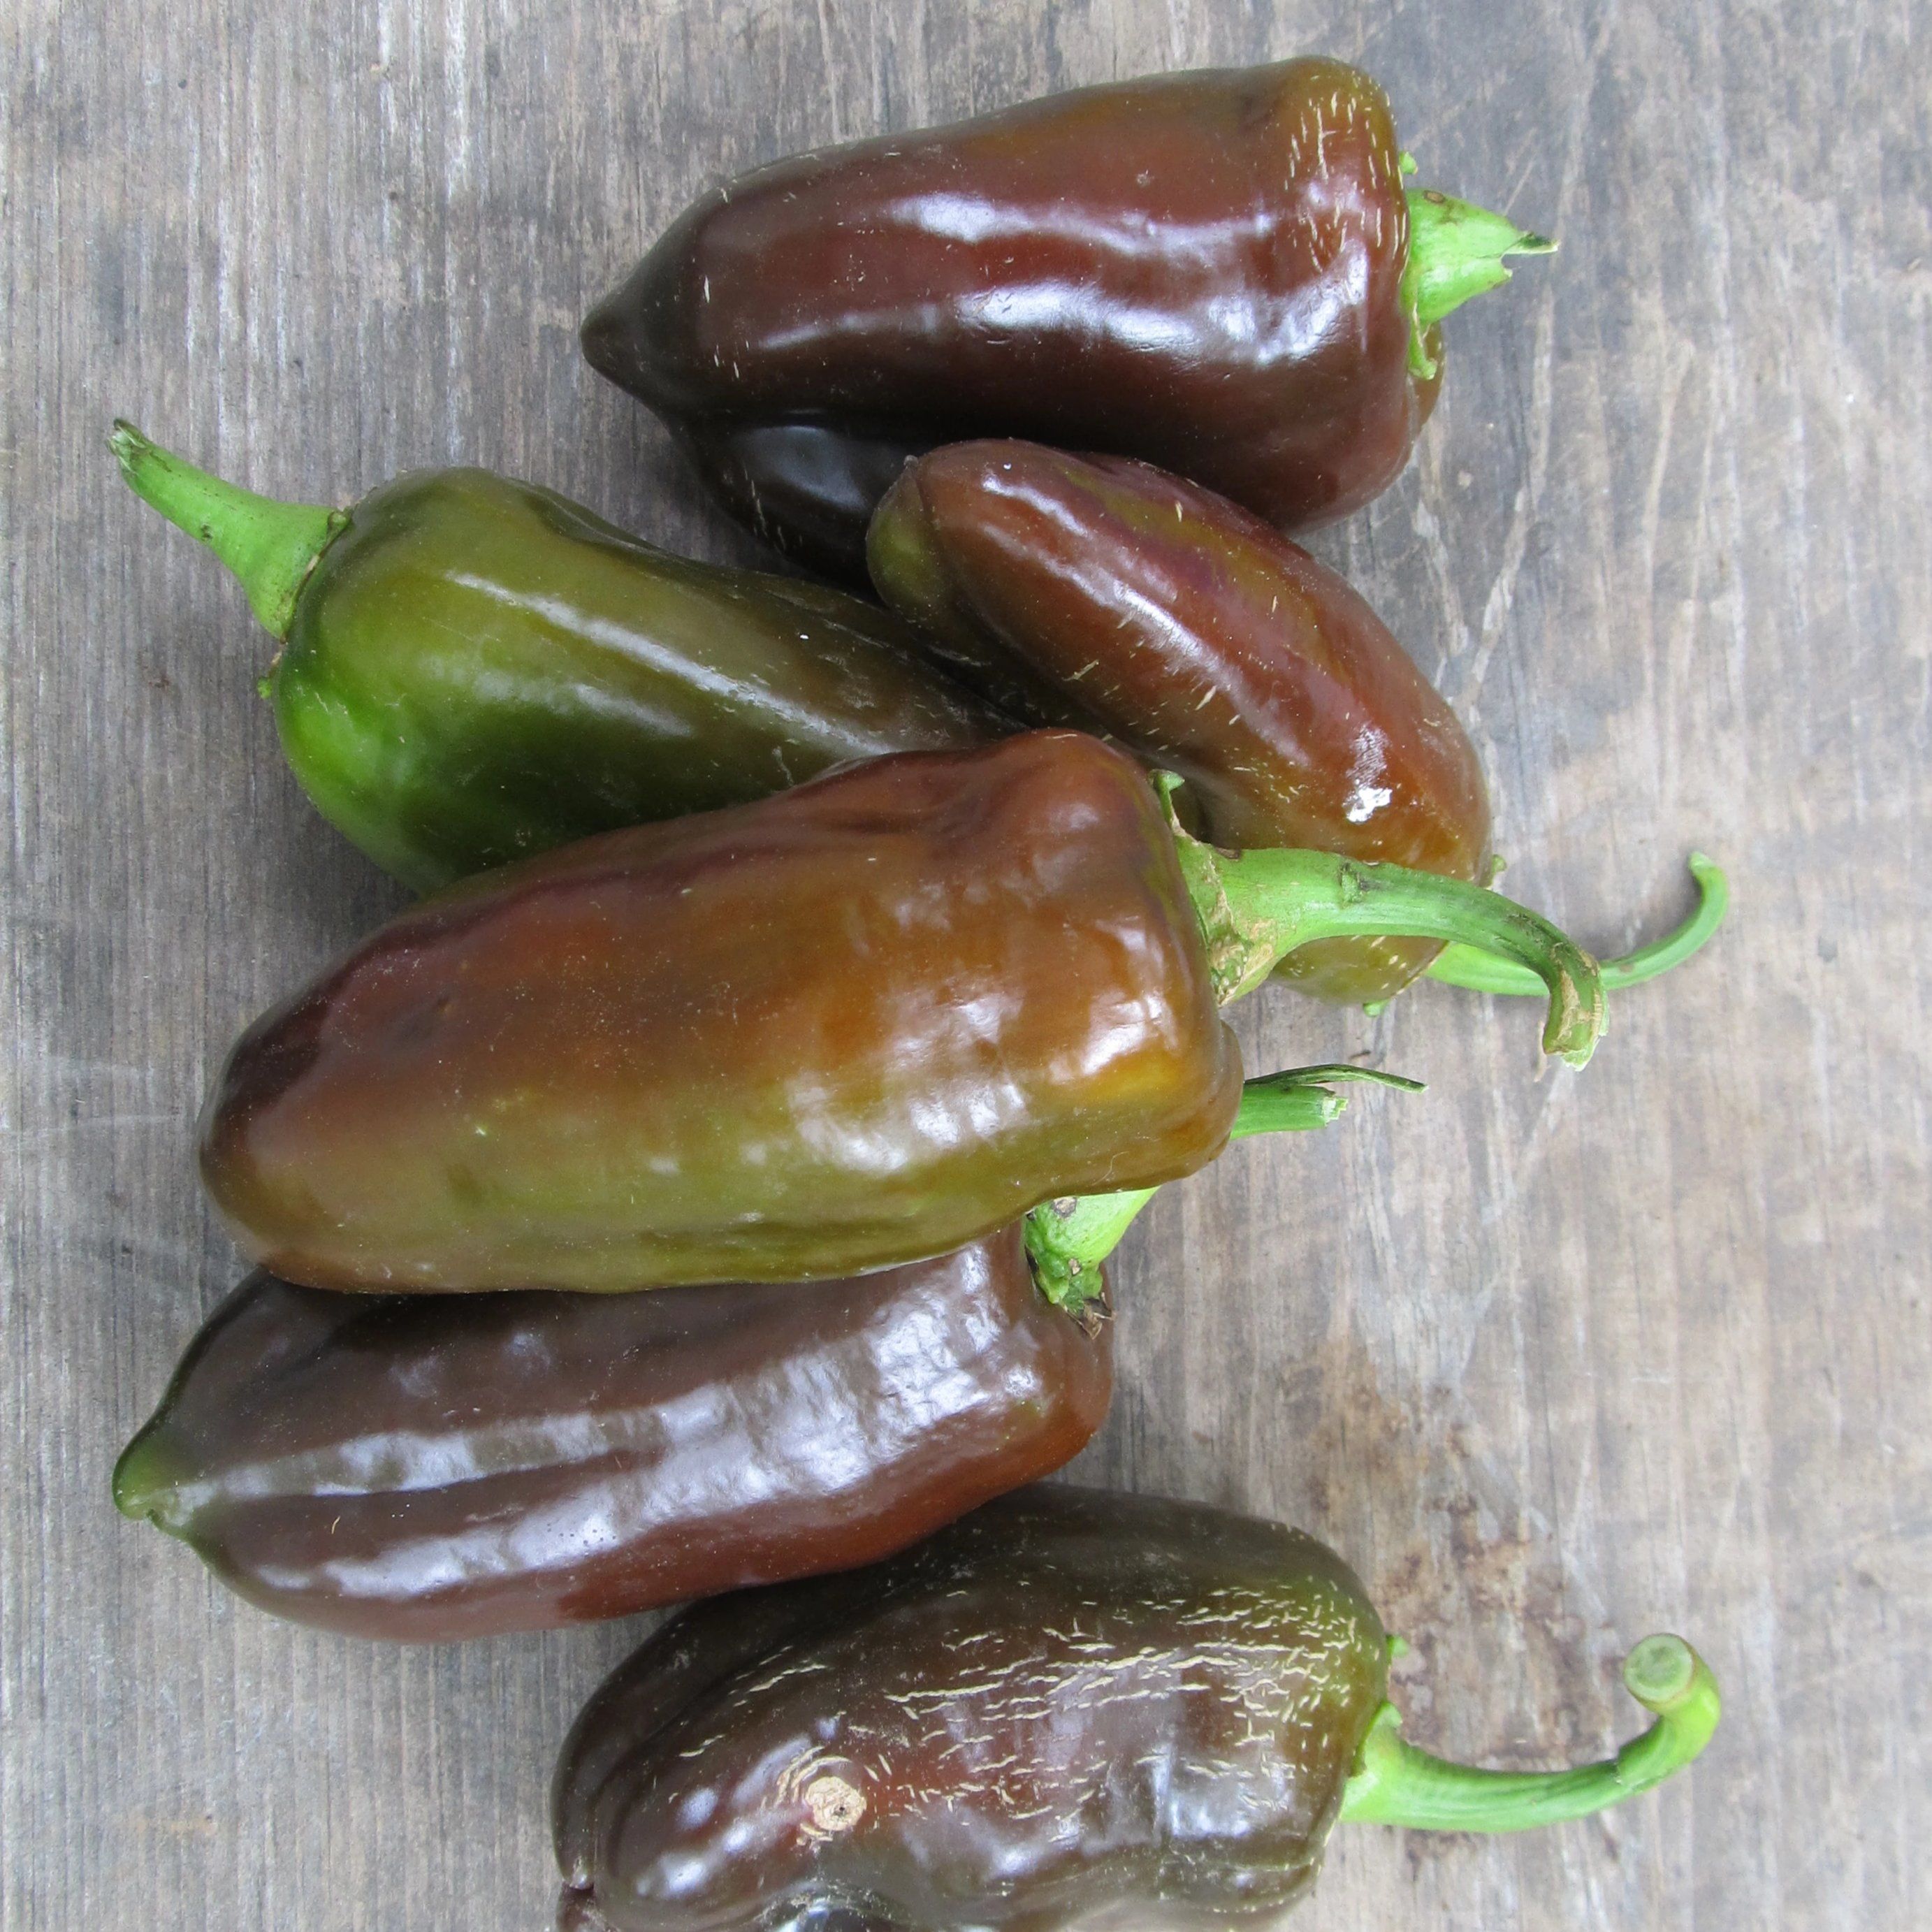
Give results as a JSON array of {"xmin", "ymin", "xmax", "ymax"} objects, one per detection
[{"xmin": 4, "ymin": 2, "xmax": 1928, "ymax": 1926}]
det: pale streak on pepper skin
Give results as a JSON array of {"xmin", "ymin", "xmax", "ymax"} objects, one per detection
[{"xmin": 554, "ymin": 1488, "xmax": 1388, "ymax": 1932}]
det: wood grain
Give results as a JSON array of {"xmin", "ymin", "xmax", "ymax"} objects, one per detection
[{"xmin": 4, "ymin": 1, "xmax": 1927, "ymax": 1926}]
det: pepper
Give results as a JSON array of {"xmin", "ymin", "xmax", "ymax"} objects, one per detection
[
  {"xmin": 197, "ymin": 731, "xmax": 1605, "ymax": 1294},
  {"xmin": 115, "ymin": 1066, "xmax": 1396, "ymax": 1637},
  {"xmin": 580, "ymin": 59, "xmax": 1553, "ymax": 581},
  {"xmin": 869, "ymin": 440, "xmax": 1492, "ymax": 1004},
  {"xmin": 110, "ymin": 1229, "xmax": 1105, "ymax": 1641},
  {"xmin": 552, "ymin": 1486, "xmax": 1719, "ymax": 1932},
  {"xmin": 108, "ymin": 423, "xmax": 1005, "ymax": 893}
]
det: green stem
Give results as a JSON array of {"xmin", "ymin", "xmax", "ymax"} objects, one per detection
[
  {"xmin": 1339, "ymin": 1634, "xmax": 1720, "ymax": 1833},
  {"xmin": 1161, "ymin": 790, "xmax": 1605, "ymax": 1066},
  {"xmin": 1400, "ymin": 173, "xmax": 1555, "ymax": 379},
  {"xmin": 1425, "ymin": 854, "xmax": 1727, "ymax": 998},
  {"xmin": 1024, "ymin": 1065, "xmax": 1420, "ymax": 1311},
  {"xmin": 110, "ymin": 421, "xmax": 347, "ymax": 639},
  {"xmin": 1024, "ymin": 1187, "xmax": 1158, "ymax": 1309},
  {"xmin": 1229, "ymin": 1063, "xmax": 1425, "ymax": 1135}
]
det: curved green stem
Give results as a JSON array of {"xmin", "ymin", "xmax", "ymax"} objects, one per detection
[
  {"xmin": 1339, "ymin": 1634, "xmax": 1719, "ymax": 1833},
  {"xmin": 1160, "ymin": 789, "xmax": 1605, "ymax": 1066},
  {"xmin": 1024, "ymin": 1064, "xmax": 1420, "ymax": 1310},
  {"xmin": 1425, "ymin": 854, "xmax": 1727, "ymax": 998},
  {"xmin": 1400, "ymin": 175, "xmax": 1556, "ymax": 379},
  {"xmin": 110, "ymin": 421, "xmax": 347, "ymax": 639}
]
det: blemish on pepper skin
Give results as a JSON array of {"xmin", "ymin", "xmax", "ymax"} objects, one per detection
[{"xmin": 801, "ymin": 1774, "xmax": 865, "ymax": 1833}]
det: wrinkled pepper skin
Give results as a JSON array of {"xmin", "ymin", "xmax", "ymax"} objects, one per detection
[
  {"xmin": 200, "ymin": 732, "xmax": 1242, "ymax": 1293},
  {"xmin": 553, "ymin": 1486, "xmax": 1387, "ymax": 1932},
  {"xmin": 270, "ymin": 469, "xmax": 1005, "ymax": 892},
  {"xmin": 582, "ymin": 60, "xmax": 1437, "ymax": 581},
  {"xmin": 869, "ymin": 443, "xmax": 1491, "ymax": 1004},
  {"xmin": 112, "ymin": 1227, "xmax": 1110, "ymax": 1641}
]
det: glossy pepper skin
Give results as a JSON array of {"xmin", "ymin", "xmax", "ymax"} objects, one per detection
[
  {"xmin": 553, "ymin": 1486, "xmax": 1388, "ymax": 1932},
  {"xmin": 583, "ymin": 60, "xmax": 1465, "ymax": 582},
  {"xmin": 199, "ymin": 732, "xmax": 1242, "ymax": 1293},
  {"xmin": 553, "ymin": 1488, "xmax": 1722, "ymax": 1932},
  {"xmin": 110, "ymin": 426, "xmax": 1005, "ymax": 893},
  {"xmin": 111, "ymin": 1227, "xmax": 1110, "ymax": 1641},
  {"xmin": 870, "ymin": 442, "xmax": 1492, "ymax": 1005}
]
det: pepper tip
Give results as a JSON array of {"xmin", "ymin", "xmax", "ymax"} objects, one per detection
[{"xmin": 108, "ymin": 418, "xmax": 151, "ymax": 477}]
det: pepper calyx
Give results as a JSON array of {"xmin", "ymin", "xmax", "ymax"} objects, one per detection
[
  {"xmin": 1400, "ymin": 188, "xmax": 1556, "ymax": 379},
  {"xmin": 1022, "ymin": 1065, "xmax": 1421, "ymax": 1312},
  {"xmin": 1163, "ymin": 790, "xmax": 1608, "ymax": 1063},
  {"xmin": 1154, "ymin": 773, "xmax": 1263, "ymax": 999},
  {"xmin": 110, "ymin": 420, "xmax": 349, "ymax": 641}
]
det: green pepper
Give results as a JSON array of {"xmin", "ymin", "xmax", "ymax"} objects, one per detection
[
  {"xmin": 198, "ymin": 730, "xmax": 1604, "ymax": 1294},
  {"xmin": 553, "ymin": 1486, "xmax": 1720, "ymax": 1931},
  {"xmin": 109, "ymin": 423, "xmax": 1005, "ymax": 892}
]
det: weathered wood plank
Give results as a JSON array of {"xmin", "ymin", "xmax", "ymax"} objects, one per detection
[{"xmin": 4, "ymin": 1, "xmax": 1927, "ymax": 1927}]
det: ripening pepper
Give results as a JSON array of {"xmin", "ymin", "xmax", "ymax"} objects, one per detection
[
  {"xmin": 110, "ymin": 1229, "xmax": 1107, "ymax": 1641},
  {"xmin": 117, "ymin": 1066, "xmax": 1398, "ymax": 1637},
  {"xmin": 198, "ymin": 731, "xmax": 1604, "ymax": 1294},
  {"xmin": 108, "ymin": 422, "xmax": 1005, "ymax": 892},
  {"xmin": 553, "ymin": 1486, "xmax": 1720, "ymax": 1932},
  {"xmin": 580, "ymin": 59, "xmax": 1553, "ymax": 581},
  {"xmin": 870, "ymin": 440, "xmax": 1492, "ymax": 1004}
]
